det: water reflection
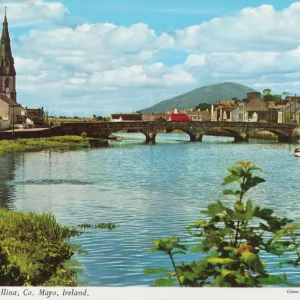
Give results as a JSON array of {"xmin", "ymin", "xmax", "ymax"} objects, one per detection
[
  {"xmin": 1, "ymin": 134, "xmax": 299, "ymax": 286},
  {"xmin": 0, "ymin": 155, "xmax": 17, "ymax": 208}
]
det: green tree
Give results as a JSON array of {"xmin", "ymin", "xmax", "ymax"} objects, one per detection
[
  {"xmin": 263, "ymin": 89, "xmax": 272, "ymax": 96},
  {"xmin": 194, "ymin": 103, "xmax": 212, "ymax": 111},
  {"xmin": 282, "ymin": 92, "xmax": 290, "ymax": 99},
  {"xmin": 145, "ymin": 161, "xmax": 300, "ymax": 287}
]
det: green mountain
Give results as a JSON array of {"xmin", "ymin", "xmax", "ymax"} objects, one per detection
[{"xmin": 140, "ymin": 82, "xmax": 258, "ymax": 113}]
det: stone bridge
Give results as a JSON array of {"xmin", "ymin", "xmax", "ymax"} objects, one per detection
[{"xmin": 60, "ymin": 121, "xmax": 300, "ymax": 143}]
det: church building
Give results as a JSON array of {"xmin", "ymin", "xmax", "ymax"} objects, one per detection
[
  {"xmin": 0, "ymin": 9, "xmax": 16, "ymax": 102},
  {"xmin": 0, "ymin": 9, "xmax": 23, "ymax": 129}
]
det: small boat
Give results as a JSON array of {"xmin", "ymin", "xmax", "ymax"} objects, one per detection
[{"xmin": 293, "ymin": 147, "xmax": 300, "ymax": 157}]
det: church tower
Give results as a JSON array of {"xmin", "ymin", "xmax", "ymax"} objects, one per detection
[{"xmin": 0, "ymin": 8, "xmax": 17, "ymax": 102}]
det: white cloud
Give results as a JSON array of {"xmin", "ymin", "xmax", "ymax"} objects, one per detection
[
  {"xmin": 174, "ymin": 3, "xmax": 300, "ymax": 52},
  {"xmin": 12, "ymin": 20, "xmax": 194, "ymax": 115},
  {"xmin": 0, "ymin": 0, "xmax": 67, "ymax": 27},
  {"xmin": 9, "ymin": 1, "xmax": 300, "ymax": 115}
]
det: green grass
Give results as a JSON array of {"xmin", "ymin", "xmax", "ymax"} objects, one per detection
[
  {"xmin": 0, "ymin": 209, "xmax": 118, "ymax": 286},
  {"xmin": 0, "ymin": 136, "xmax": 106, "ymax": 156},
  {"xmin": 0, "ymin": 209, "xmax": 81, "ymax": 286}
]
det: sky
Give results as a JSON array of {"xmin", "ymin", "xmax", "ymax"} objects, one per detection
[{"xmin": 1, "ymin": 0, "xmax": 300, "ymax": 116}]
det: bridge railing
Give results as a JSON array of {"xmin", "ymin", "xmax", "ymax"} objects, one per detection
[{"xmin": 61, "ymin": 121, "xmax": 298, "ymax": 129}]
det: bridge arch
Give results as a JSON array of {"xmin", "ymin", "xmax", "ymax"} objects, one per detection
[
  {"xmin": 201, "ymin": 128, "xmax": 247, "ymax": 142},
  {"xmin": 251, "ymin": 128, "xmax": 293, "ymax": 142},
  {"xmin": 105, "ymin": 128, "xmax": 153, "ymax": 143},
  {"xmin": 155, "ymin": 127, "xmax": 203, "ymax": 142}
]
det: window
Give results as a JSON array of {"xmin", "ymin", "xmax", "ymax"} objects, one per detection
[{"xmin": 4, "ymin": 78, "xmax": 10, "ymax": 88}]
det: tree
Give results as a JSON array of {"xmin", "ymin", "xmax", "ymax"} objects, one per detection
[
  {"xmin": 263, "ymin": 89, "xmax": 272, "ymax": 96},
  {"xmin": 282, "ymin": 92, "xmax": 290, "ymax": 100},
  {"xmin": 262, "ymin": 89, "xmax": 282, "ymax": 103},
  {"xmin": 194, "ymin": 103, "xmax": 212, "ymax": 111},
  {"xmin": 145, "ymin": 161, "xmax": 300, "ymax": 287}
]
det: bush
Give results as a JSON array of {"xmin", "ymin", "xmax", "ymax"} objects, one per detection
[
  {"xmin": 145, "ymin": 161, "xmax": 300, "ymax": 287},
  {"xmin": 0, "ymin": 209, "xmax": 117, "ymax": 286},
  {"xmin": 81, "ymin": 131, "xmax": 87, "ymax": 138}
]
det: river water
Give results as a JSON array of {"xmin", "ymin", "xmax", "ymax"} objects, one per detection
[{"xmin": 0, "ymin": 133, "xmax": 299, "ymax": 286}]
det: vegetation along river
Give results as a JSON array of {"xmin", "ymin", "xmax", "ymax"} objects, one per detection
[{"xmin": 0, "ymin": 133, "xmax": 299, "ymax": 286}]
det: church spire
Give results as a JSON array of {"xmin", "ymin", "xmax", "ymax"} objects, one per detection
[
  {"xmin": 4, "ymin": 6, "xmax": 7, "ymax": 23},
  {"xmin": 0, "ymin": 8, "xmax": 16, "ymax": 75}
]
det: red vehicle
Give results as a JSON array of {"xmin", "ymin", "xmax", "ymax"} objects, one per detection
[{"xmin": 169, "ymin": 113, "xmax": 191, "ymax": 122}]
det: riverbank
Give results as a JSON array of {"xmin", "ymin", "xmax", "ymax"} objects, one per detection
[
  {"xmin": 0, "ymin": 136, "xmax": 108, "ymax": 156},
  {"xmin": 0, "ymin": 208, "xmax": 81, "ymax": 286}
]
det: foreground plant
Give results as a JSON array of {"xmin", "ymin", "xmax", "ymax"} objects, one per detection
[
  {"xmin": 145, "ymin": 161, "xmax": 300, "ymax": 287},
  {"xmin": 0, "ymin": 209, "xmax": 117, "ymax": 286}
]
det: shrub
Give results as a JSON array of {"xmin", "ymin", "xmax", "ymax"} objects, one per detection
[
  {"xmin": 0, "ymin": 209, "xmax": 117, "ymax": 286},
  {"xmin": 145, "ymin": 161, "xmax": 300, "ymax": 287},
  {"xmin": 81, "ymin": 131, "xmax": 87, "ymax": 138}
]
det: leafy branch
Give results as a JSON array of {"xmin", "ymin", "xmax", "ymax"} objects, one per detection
[{"xmin": 145, "ymin": 161, "xmax": 300, "ymax": 287}]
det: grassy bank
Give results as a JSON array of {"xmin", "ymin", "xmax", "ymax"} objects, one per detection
[
  {"xmin": 0, "ymin": 209, "xmax": 117, "ymax": 286},
  {"xmin": 0, "ymin": 209, "xmax": 81, "ymax": 286},
  {"xmin": 0, "ymin": 136, "xmax": 108, "ymax": 156}
]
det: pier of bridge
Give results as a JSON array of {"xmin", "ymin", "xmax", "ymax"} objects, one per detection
[{"xmin": 59, "ymin": 121, "xmax": 300, "ymax": 143}]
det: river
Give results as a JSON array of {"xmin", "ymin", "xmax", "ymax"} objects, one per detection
[{"xmin": 0, "ymin": 133, "xmax": 299, "ymax": 286}]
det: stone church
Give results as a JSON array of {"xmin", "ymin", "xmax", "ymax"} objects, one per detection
[
  {"xmin": 0, "ymin": 9, "xmax": 17, "ymax": 102},
  {"xmin": 0, "ymin": 9, "xmax": 22, "ymax": 129},
  {"xmin": 0, "ymin": 10, "xmax": 44, "ymax": 129}
]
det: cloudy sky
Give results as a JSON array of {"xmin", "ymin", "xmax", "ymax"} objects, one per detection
[{"xmin": 1, "ymin": 0, "xmax": 300, "ymax": 116}]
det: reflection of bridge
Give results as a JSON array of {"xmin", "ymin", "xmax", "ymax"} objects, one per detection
[{"xmin": 61, "ymin": 121, "xmax": 300, "ymax": 143}]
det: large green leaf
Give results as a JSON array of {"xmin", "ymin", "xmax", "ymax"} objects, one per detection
[
  {"xmin": 190, "ymin": 244, "xmax": 205, "ymax": 253},
  {"xmin": 241, "ymin": 252, "xmax": 264, "ymax": 273},
  {"xmin": 151, "ymin": 277, "xmax": 175, "ymax": 287},
  {"xmin": 241, "ymin": 176, "xmax": 265, "ymax": 192},
  {"xmin": 143, "ymin": 268, "xmax": 169, "ymax": 275},
  {"xmin": 258, "ymin": 274, "xmax": 287, "ymax": 286},
  {"xmin": 223, "ymin": 175, "xmax": 241, "ymax": 185},
  {"xmin": 207, "ymin": 257, "xmax": 235, "ymax": 264},
  {"xmin": 223, "ymin": 189, "xmax": 240, "ymax": 196}
]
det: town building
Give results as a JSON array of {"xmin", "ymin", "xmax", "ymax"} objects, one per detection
[
  {"xmin": 231, "ymin": 92, "xmax": 270, "ymax": 122},
  {"xmin": 0, "ymin": 94, "xmax": 22, "ymax": 129},
  {"xmin": 167, "ymin": 108, "xmax": 186, "ymax": 115},
  {"xmin": 25, "ymin": 108, "xmax": 45, "ymax": 126},
  {"xmin": 110, "ymin": 113, "xmax": 143, "ymax": 122},
  {"xmin": 212, "ymin": 100, "xmax": 238, "ymax": 122},
  {"xmin": 296, "ymin": 109, "xmax": 300, "ymax": 124},
  {"xmin": 142, "ymin": 113, "xmax": 168, "ymax": 121},
  {"xmin": 286, "ymin": 96, "xmax": 300, "ymax": 104},
  {"xmin": 279, "ymin": 102, "xmax": 300, "ymax": 123},
  {"xmin": 185, "ymin": 109, "xmax": 210, "ymax": 121},
  {"xmin": 169, "ymin": 113, "xmax": 190, "ymax": 121}
]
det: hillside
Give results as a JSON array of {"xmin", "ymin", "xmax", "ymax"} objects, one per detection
[{"xmin": 140, "ymin": 82, "xmax": 257, "ymax": 113}]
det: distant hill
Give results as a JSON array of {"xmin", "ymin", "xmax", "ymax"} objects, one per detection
[{"xmin": 140, "ymin": 82, "xmax": 258, "ymax": 113}]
